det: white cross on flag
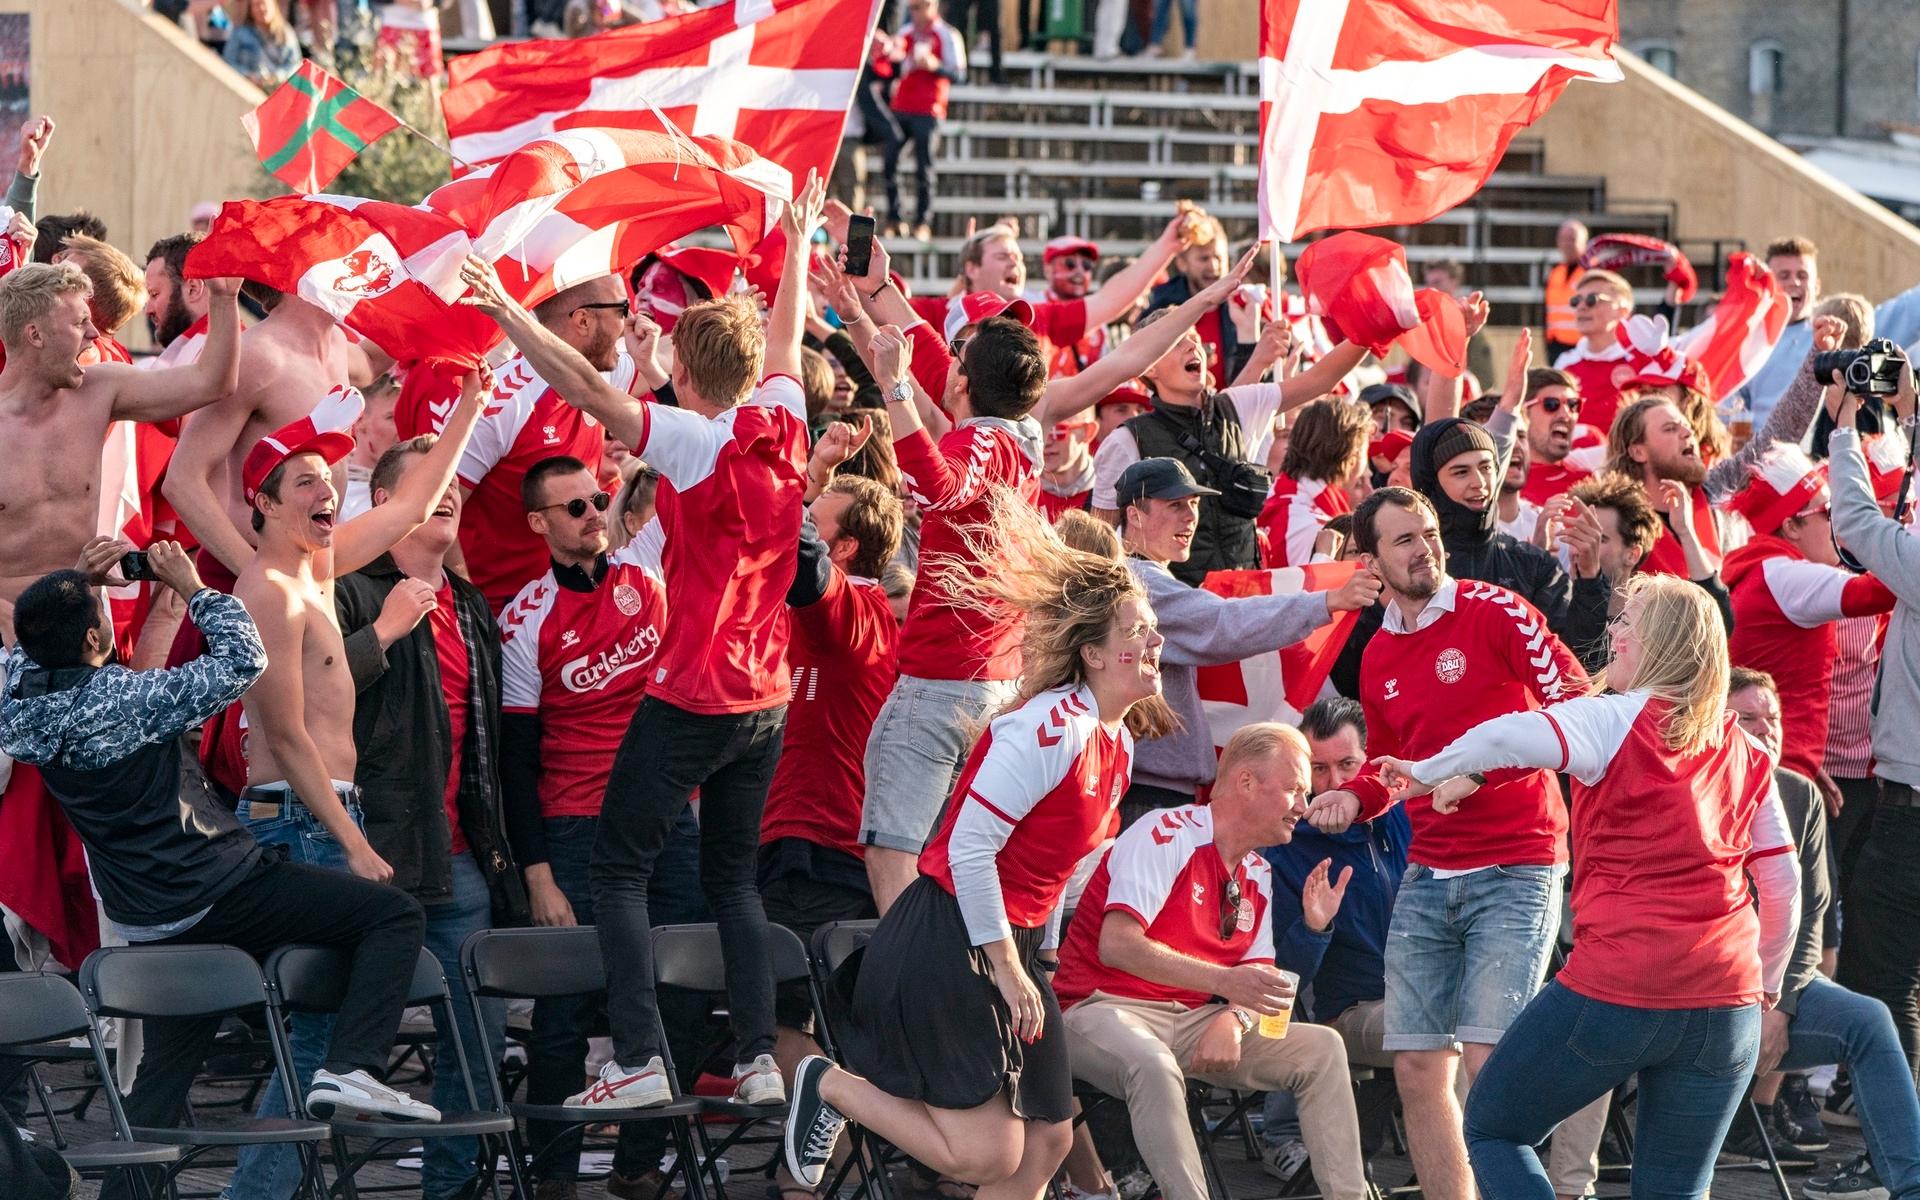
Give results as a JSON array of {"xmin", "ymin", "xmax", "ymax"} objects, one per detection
[
  {"xmin": 442, "ymin": 0, "xmax": 884, "ymax": 182},
  {"xmin": 1195, "ymin": 563, "xmax": 1363, "ymax": 752},
  {"xmin": 1257, "ymin": 0, "xmax": 1621, "ymax": 241}
]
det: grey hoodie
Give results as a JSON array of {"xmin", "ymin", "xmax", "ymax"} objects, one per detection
[
  {"xmin": 1829, "ymin": 425, "xmax": 1920, "ymax": 788},
  {"xmin": 1126, "ymin": 556, "xmax": 1333, "ymax": 794}
]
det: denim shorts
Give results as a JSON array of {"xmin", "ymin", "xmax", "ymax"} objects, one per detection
[
  {"xmin": 237, "ymin": 794, "xmax": 366, "ymax": 872},
  {"xmin": 1383, "ymin": 862, "xmax": 1565, "ymax": 1052},
  {"xmin": 860, "ymin": 675, "xmax": 1019, "ymax": 854}
]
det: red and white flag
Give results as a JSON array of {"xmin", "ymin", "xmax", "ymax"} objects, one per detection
[
  {"xmin": 442, "ymin": 0, "xmax": 884, "ymax": 183},
  {"xmin": 1673, "ymin": 252, "xmax": 1790, "ymax": 402},
  {"xmin": 1257, "ymin": 0, "xmax": 1621, "ymax": 241},
  {"xmin": 1194, "ymin": 563, "xmax": 1362, "ymax": 751}
]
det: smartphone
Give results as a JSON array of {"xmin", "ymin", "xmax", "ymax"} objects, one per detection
[
  {"xmin": 843, "ymin": 214, "xmax": 877, "ymax": 278},
  {"xmin": 118, "ymin": 550, "xmax": 158, "ymax": 583}
]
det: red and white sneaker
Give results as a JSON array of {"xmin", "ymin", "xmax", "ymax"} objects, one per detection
[
  {"xmin": 566, "ymin": 1057, "xmax": 673, "ymax": 1110},
  {"xmin": 731, "ymin": 1054, "xmax": 786, "ymax": 1106}
]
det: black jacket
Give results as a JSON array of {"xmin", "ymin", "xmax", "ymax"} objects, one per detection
[{"xmin": 337, "ymin": 555, "xmax": 527, "ymax": 923}]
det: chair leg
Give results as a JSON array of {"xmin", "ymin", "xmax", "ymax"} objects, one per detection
[
  {"xmin": 672, "ymin": 1118, "xmax": 714, "ymax": 1200},
  {"xmin": 24, "ymin": 1064, "xmax": 67, "ymax": 1150},
  {"xmin": 1746, "ymin": 1099, "xmax": 1794, "ymax": 1200},
  {"xmin": 329, "ymin": 1133, "xmax": 362, "ymax": 1200}
]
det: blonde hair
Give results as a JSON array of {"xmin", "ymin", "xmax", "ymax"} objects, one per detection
[
  {"xmin": 798, "ymin": 346, "xmax": 835, "ymax": 422},
  {"xmin": 59, "ymin": 235, "xmax": 146, "ymax": 337},
  {"xmin": 929, "ymin": 488, "xmax": 1177, "ymax": 740},
  {"xmin": 1052, "ymin": 508, "xmax": 1123, "ymax": 559},
  {"xmin": 1575, "ymin": 268, "xmax": 1633, "ymax": 306},
  {"xmin": 674, "ymin": 294, "xmax": 763, "ymax": 405},
  {"xmin": 1598, "ymin": 574, "xmax": 1729, "ymax": 754},
  {"xmin": 1604, "ymin": 394, "xmax": 1678, "ymax": 477},
  {"xmin": 1811, "ymin": 293, "xmax": 1873, "ymax": 348},
  {"xmin": 0, "ymin": 262, "xmax": 90, "ymax": 346},
  {"xmin": 1217, "ymin": 722, "xmax": 1308, "ymax": 779}
]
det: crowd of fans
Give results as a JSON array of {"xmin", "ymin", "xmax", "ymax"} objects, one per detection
[{"xmin": 2, "ymin": 41, "xmax": 1920, "ymax": 1200}]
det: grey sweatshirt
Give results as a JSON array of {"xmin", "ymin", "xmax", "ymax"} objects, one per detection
[
  {"xmin": 1126, "ymin": 556, "xmax": 1333, "ymax": 794},
  {"xmin": 1829, "ymin": 425, "xmax": 1920, "ymax": 787}
]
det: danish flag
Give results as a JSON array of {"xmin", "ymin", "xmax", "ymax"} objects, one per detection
[
  {"xmin": 1193, "ymin": 562, "xmax": 1363, "ymax": 752},
  {"xmin": 1257, "ymin": 0, "xmax": 1621, "ymax": 240},
  {"xmin": 1673, "ymin": 252, "xmax": 1791, "ymax": 403}
]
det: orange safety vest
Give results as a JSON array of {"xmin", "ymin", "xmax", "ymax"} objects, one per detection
[{"xmin": 1545, "ymin": 261, "xmax": 1585, "ymax": 346}]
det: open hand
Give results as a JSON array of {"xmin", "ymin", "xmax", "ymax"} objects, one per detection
[
  {"xmin": 458, "ymin": 255, "xmax": 512, "ymax": 315},
  {"xmin": 1459, "ymin": 290, "xmax": 1490, "ymax": 338},
  {"xmin": 810, "ymin": 253, "xmax": 864, "ymax": 324},
  {"xmin": 780, "ymin": 170, "xmax": 828, "ymax": 245},
  {"xmin": 1195, "ymin": 242, "xmax": 1263, "ymax": 310},
  {"xmin": 1301, "ymin": 858, "xmax": 1353, "ymax": 933}
]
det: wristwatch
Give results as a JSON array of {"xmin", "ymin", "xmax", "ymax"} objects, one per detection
[
  {"xmin": 1230, "ymin": 1008, "xmax": 1257, "ymax": 1036},
  {"xmin": 886, "ymin": 379, "xmax": 913, "ymax": 406}
]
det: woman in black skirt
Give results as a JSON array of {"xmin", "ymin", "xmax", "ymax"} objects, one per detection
[{"xmin": 784, "ymin": 495, "xmax": 1177, "ymax": 1200}]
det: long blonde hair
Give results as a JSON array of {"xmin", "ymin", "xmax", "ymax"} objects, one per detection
[
  {"xmin": 1597, "ymin": 574, "xmax": 1729, "ymax": 754},
  {"xmin": 928, "ymin": 488, "xmax": 1178, "ymax": 740}
]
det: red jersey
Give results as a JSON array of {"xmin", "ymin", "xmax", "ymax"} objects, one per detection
[
  {"xmin": 1258, "ymin": 474, "xmax": 1350, "ymax": 568},
  {"xmin": 1725, "ymin": 537, "xmax": 1897, "ymax": 780},
  {"xmin": 1037, "ymin": 485, "xmax": 1091, "ymax": 521},
  {"xmin": 920, "ymin": 684, "xmax": 1132, "ymax": 938},
  {"xmin": 1054, "ymin": 805, "xmax": 1274, "ymax": 1009},
  {"xmin": 1553, "ymin": 339, "xmax": 1630, "ymax": 439},
  {"xmin": 1521, "ymin": 460, "xmax": 1590, "ymax": 506},
  {"xmin": 635, "ymin": 374, "xmax": 809, "ymax": 714},
  {"xmin": 498, "ymin": 546, "xmax": 665, "ymax": 819},
  {"xmin": 890, "ymin": 20, "xmax": 966, "ymax": 119},
  {"xmin": 1195, "ymin": 307, "xmax": 1229, "ymax": 390},
  {"xmin": 915, "ymin": 298, "xmax": 1091, "ymax": 369},
  {"xmin": 429, "ymin": 351, "xmax": 634, "ymax": 612},
  {"xmin": 429, "ymin": 583, "xmax": 471, "ymax": 856},
  {"xmin": 1639, "ymin": 484, "xmax": 1721, "ymax": 578},
  {"xmin": 1350, "ymin": 579, "xmax": 1586, "ymax": 870},
  {"xmin": 893, "ymin": 420, "xmax": 1041, "ymax": 681},
  {"xmin": 761, "ymin": 570, "xmax": 900, "ymax": 859}
]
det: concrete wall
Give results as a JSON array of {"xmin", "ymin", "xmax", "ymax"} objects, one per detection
[
  {"xmin": 1533, "ymin": 50, "xmax": 1920, "ymax": 302},
  {"xmin": 1, "ymin": 0, "xmax": 262, "ymax": 349}
]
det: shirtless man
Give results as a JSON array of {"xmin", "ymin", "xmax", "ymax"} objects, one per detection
[
  {"xmin": 233, "ymin": 369, "xmax": 485, "ymax": 882},
  {"xmin": 0, "ymin": 262, "xmax": 239, "ymax": 612},
  {"xmin": 164, "ymin": 292, "xmax": 387, "ymax": 581}
]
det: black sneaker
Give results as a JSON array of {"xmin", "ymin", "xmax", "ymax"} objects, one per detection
[
  {"xmin": 1776, "ymin": 1077, "xmax": 1831, "ymax": 1151},
  {"xmin": 1823, "ymin": 1074, "xmax": 1860, "ymax": 1129},
  {"xmin": 784, "ymin": 1055, "xmax": 848, "ymax": 1189},
  {"xmin": 1805, "ymin": 1152, "xmax": 1888, "ymax": 1200},
  {"xmin": 1719, "ymin": 1111, "xmax": 1816, "ymax": 1170}
]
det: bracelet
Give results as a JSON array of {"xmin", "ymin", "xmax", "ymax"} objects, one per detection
[{"xmin": 867, "ymin": 283, "xmax": 888, "ymax": 300}]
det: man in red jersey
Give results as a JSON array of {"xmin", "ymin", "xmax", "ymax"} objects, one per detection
[
  {"xmin": 1038, "ymin": 409, "xmax": 1097, "ymax": 520},
  {"xmin": 1306, "ymin": 487, "xmax": 1586, "ymax": 1200},
  {"xmin": 459, "ymin": 174, "xmax": 828, "ymax": 1115},
  {"xmin": 1517, "ymin": 368, "xmax": 1592, "ymax": 506},
  {"xmin": 1550, "ymin": 270, "xmax": 1633, "ymax": 438}
]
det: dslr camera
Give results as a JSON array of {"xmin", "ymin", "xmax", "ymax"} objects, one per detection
[{"xmin": 1812, "ymin": 337, "xmax": 1907, "ymax": 398}]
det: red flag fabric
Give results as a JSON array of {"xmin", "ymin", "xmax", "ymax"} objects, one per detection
[
  {"xmin": 242, "ymin": 60, "xmax": 402, "ymax": 194},
  {"xmin": 1193, "ymin": 563, "xmax": 1361, "ymax": 751},
  {"xmin": 1257, "ymin": 0, "xmax": 1620, "ymax": 241},
  {"xmin": 1294, "ymin": 231, "xmax": 1466, "ymax": 375},
  {"xmin": 1673, "ymin": 252, "xmax": 1791, "ymax": 403},
  {"xmin": 442, "ymin": 0, "xmax": 885, "ymax": 183},
  {"xmin": 0, "ymin": 766, "xmax": 100, "ymax": 971}
]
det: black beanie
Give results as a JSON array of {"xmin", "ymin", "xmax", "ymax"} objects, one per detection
[
  {"xmin": 1410, "ymin": 417, "xmax": 1501, "ymax": 543},
  {"xmin": 1425, "ymin": 419, "xmax": 1495, "ymax": 476}
]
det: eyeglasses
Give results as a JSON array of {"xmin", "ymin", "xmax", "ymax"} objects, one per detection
[
  {"xmin": 538, "ymin": 492, "xmax": 612, "ymax": 519},
  {"xmin": 1569, "ymin": 293, "xmax": 1614, "ymax": 309},
  {"xmin": 949, "ymin": 335, "xmax": 969, "ymax": 358},
  {"xmin": 1793, "ymin": 503, "xmax": 1832, "ymax": 522},
  {"xmin": 1218, "ymin": 877, "xmax": 1243, "ymax": 941},
  {"xmin": 574, "ymin": 300, "xmax": 631, "ymax": 316},
  {"xmin": 1527, "ymin": 394, "xmax": 1583, "ymax": 415}
]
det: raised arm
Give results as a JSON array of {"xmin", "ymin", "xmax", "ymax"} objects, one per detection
[
  {"xmin": 162, "ymin": 391, "xmax": 259, "ymax": 577},
  {"xmin": 764, "ymin": 172, "xmax": 827, "ymax": 383},
  {"xmin": 1079, "ymin": 213, "xmax": 1193, "ymax": 331},
  {"xmin": 102, "ymin": 277, "xmax": 242, "ymax": 422},
  {"xmin": 331, "ymin": 366, "xmax": 488, "ymax": 576}
]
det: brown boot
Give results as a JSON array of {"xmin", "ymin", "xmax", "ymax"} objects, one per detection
[{"xmin": 607, "ymin": 1167, "xmax": 682, "ymax": 1200}]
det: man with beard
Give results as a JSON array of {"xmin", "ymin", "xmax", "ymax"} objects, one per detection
[
  {"xmin": 1306, "ymin": 487, "xmax": 1586, "ymax": 1200},
  {"xmin": 1038, "ymin": 236, "xmax": 1106, "ymax": 378},
  {"xmin": 1605, "ymin": 396, "xmax": 1724, "ymax": 578},
  {"xmin": 143, "ymin": 233, "xmax": 210, "ymax": 368}
]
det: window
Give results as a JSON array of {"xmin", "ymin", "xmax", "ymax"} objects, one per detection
[
  {"xmin": 1749, "ymin": 40, "xmax": 1785, "ymax": 129},
  {"xmin": 1633, "ymin": 41, "xmax": 1677, "ymax": 78}
]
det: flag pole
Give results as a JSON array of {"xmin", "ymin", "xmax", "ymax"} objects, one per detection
[{"xmin": 392, "ymin": 116, "xmax": 475, "ymax": 173}]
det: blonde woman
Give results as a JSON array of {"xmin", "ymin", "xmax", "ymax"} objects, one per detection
[
  {"xmin": 223, "ymin": 0, "xmax": 303, "ymax": 87},
  {"xmin": 785, "ymin": 495, "xmax": 1175, "ymax": 1200},
  {"xmin": 1371, "ymin": 575, "xmax": 1801, "ymax": 1199}
]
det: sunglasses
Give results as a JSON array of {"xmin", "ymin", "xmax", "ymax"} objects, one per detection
[
  {"xmin": 539, "ymin": 491, "xmax": 612, "ymax": 519},
  {"xmin": 1794, "ymin": 503, "xmax": 1832, "ymax": 522},
  {"xmin": 1218, "ymin": 877, "xmax": 1243, "ymax": 941},
  {"xmin": 949, "ymin": 335, "xmax": 969, "ymax": 358},
  {"xmin": 1528, "ymin": 394, "xmax": 1583, "ymax": 415},
  {"xmin": 1054, "ymin": 256, "xmax": 1096, "ymax": 272},
  {"xmin": 574, "ymin": 300, "xmax": 632, "ymax": 316},
  {"xmin": 1569, "ymin": 293, "xmax": 1614, "ymax": 309}
]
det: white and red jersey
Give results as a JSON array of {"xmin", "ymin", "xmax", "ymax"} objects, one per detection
[
  {"xmin": 498, "ymin": 545, "xmax": 665, "ymax": 819},
  {"xmin": 1411, "ymin": 691, "xmax": 1797, "ymax": 1008},
  {"xmin": 433, "ymin": 351, "xmax": 634, "ymax": 612},
  {"xmin": 893, "ymin": 420, "xmax": 1041, "ymax": 682},
  {"xmin": 919, "ymin": 684, "xmax": 1133, "ymax": 943},
  {"xmin": 891, "ymin": 19, "xmax": 966, "ymax": 119},
  {"xmin": 1825, "ymin": 613, "xmax": 1887, "ymax": 779},
  {"xmin": 1521, "ymin": 459, "xmax": 1589, "ymax": 506},
  {"xmin": 1725, "ymin": 536, "xmax": 1897, "ymax": 781},
  {"xmin": 1351, "ymin": 578, "xmax": 1587, "ymax": 870},
  {"xmin": 1054, "ymin": 805, "xmax": 1274, "ymax": 1009},
  {"xmin": 761, "ymin": 570, "xmax": 899, "ymax": 859},
  {"xmin": 1257, "ymin": 473, "xmax": 1350, "ymax": 568},
  {"xmin": 1553, "ymin": 338, "xmax": 1630, "ymax": 440},
  {"xmin": 635, "ymin": 374, "xmax": 809, "ymax": 714}
]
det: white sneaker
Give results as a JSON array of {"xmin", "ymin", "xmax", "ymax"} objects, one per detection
[
  {"xmin": 732, "ymin": 1053, "xmax": 786, "ymax": 1105},
  {"xmin": 306, "ymin": 1068, "xmax": 442, "ymax": 1122},
  {"xmin": 566, "ymin": 1057, "xmax": 674, "ymax": 1110}
]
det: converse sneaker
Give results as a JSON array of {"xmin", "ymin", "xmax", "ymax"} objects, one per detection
[
  {"xmin": 1805, "ymin": 1152, "xmax": 1888, "ymax": 1200},
  {"xmin": 1776, "ymin": 1075, "xmax": 1829, "ymax": 1151},
  {"xmin": 1822, "ymin": 1074, "xmax": 1859, "ymax": 1128},
  {"xmin": 305, "ymin": 1068, "xmax": 442, "ymax": 1122},
  {"xmin": 565, "ymin": 1057, "xmax": 674, "ymax": 1110},
  {"xmin": 732, "ymin": 1053, "xmax": 787, "ymax": 1106},
  {"xmin": 784, "ymin": 1055, "xmax": 848, "ymax": 1188}
]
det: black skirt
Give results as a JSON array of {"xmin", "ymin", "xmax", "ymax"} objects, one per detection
[{"xmin": 831, "ymin": 875, "xmax": 1072, "ymax": 1122}]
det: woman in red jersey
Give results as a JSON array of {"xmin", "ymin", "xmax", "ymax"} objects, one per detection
[
  {"xmin": 1372, "ymin": 574, "xmax": 1801, "ymax": 1200},
  {"xmin": 784, "ymin": 496, "xmax": 1175, "ymax": 1200}
]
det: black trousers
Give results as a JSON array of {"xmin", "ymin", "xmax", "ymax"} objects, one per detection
[
  {"xmin": 1118, "ymin": 781, "xmax": 1195, "ymax": 834},
  {"xmin": 1836, "ymin": 784, "xmax": 1920, "ymax": 1073},
  {"xmin": 592, "ymin": 697, "xmax": 786, "ymax": 1067}
]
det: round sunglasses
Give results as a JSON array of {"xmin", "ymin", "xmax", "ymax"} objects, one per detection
[{"xmin": 537, "ymin": 491, "xmax": 613, "ymax": 519}]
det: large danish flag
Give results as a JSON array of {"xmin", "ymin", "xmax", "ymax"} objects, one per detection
[
  {"xmin": 1673, "ymin": 252, "xmax": 1790, "ymax": 402},
  {"xmin": 1194, "ymin": 562, "xmax": 1363, "ymax": 752},
  {"xmin": 1257, "ymin": 0, "xmax": 1621, "ymax": 241},
  {"xmin": 442, "ymin": 0, "xmax": 885, "ymax": 183}
]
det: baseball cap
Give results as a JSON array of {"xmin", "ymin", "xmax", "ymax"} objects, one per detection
[
  {"xmin": 1368, "ymin": 430, "xmax": 1415, "ymax": 464},
  {"xmin": 1115, "ymin": 457, "xmax": 1220, "ymax": 510},
  {"xmin": 944, "ymin": 291, "xmax": 1036, "ymax": 345},
  {"xmin": 1043, "ymin": 236, "xmax": 1100, "ymax": 265},
  {"xmin": 1095, "ymin": 382, "xmax": 1152, "ymax": 413},
  {"xmin": 243, "ymin": 417, "xmax": 356, "ymax": 505}
]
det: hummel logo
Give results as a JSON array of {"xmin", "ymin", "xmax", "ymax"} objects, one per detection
[{"xmin": 1383, "ymin": 678, "xmax": 1399, "ymax": 699}]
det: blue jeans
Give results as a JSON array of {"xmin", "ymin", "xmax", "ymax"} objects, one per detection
[
  {"xmin": 420, "ymin": 852, "xmax": 506, "ymax": 1200},
  {"xmin": 1383, "ymin": 864, "xmax": 1563, "ymax": 1051},
  {"xmin": 1777, "ymin": 977, "xmax": 1920, "ymax": 1200},
  {"xmin": 1148, "ymin": 0, "xmax": 1196, "ymax": 48},
  {"xmin": 1464, "ymin": 981, "xmax": 1759, "ymax": 1200},
  {"xmin": 225, "ymin": 798, "xmax": 359, "ymax": 1200}
]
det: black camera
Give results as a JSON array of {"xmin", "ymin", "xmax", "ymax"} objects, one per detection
[{"xmin": 1812, "ymin": 337, "xmax": 1906, "ymax": 398}]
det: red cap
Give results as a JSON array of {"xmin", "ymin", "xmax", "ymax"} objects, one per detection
[
  {"xmin": 1727, "ymin": 443, "xmax": 1827, "ymax": 537},
  {"xmin": 1095, "ymin": 382, "xmax": 1152, "ymax": 412},
  {"xmin": 1369, "ymin": 430, "xmax": 1415, "ymax": 464},
  {"xmin": 1043, "ymin": 236, "xmax": 1100, "ymax": 265},
  {"xmin": 944, "ymin": 292, "xmax": 1036, "ymax": 343},
  {"xmin": 650, "ymin": 245, "xmax": 740, "ymax": 301},
  {"xmin": 243, "ymin": 419, "xmax": 355, "ymax": 505}
]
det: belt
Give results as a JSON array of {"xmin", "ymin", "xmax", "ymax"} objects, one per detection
[
  {"xmin": 1881, "ymin": 782, "xmax": 1920, "ymax": 808},
  {"xmin": 239, "ymin": 783, "xmax": 360, "ymax": 821}
]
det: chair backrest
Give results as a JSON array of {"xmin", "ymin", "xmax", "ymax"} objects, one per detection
[
  {"xmin": 651, "ymin": 923, "xmax": 811, "ymax": 992},
  {"xmin": 268, "ymin": 945, "xmax": 448, "ymax": 1013},
  {"xmin": 80, "ymin": 945, "xmax": 268, "ymax": 1020},
  {"xmin": 810, "ymin": 920, "xmax": 878, "ymax": 976},
  {"xmin": 0, "ymin": 972, "xmax": 89, "ymax": 1049},
  {"xmin": 462, "ymin": 926, "xmax": 604, "ymax": 999}
]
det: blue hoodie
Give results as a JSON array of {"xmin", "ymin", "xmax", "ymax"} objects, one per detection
[{"xmin": 1263, "ymin": 805, "xmax": 1411, "ymax": 1023}]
